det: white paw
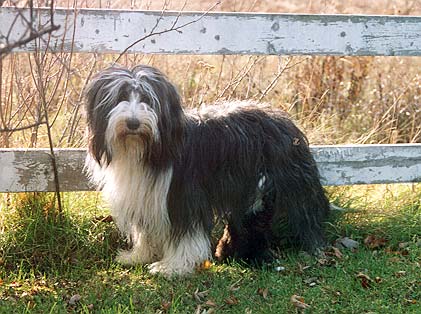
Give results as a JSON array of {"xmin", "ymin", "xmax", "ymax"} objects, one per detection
[
  {"xmin": 116, "ymin": 249, "xmax": 155, "ymax": 265},
  {"xmin": 148, "ymin": 261, "xmax": 193, "ymax": 277}
]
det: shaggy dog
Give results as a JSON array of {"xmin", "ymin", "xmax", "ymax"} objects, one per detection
[{"xmin": 84, "ymin": 64, "xmax": 330, "ymax": 276}]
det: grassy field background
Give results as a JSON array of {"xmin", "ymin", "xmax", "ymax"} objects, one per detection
[{"xmin": 1, "ymin": 0, "xmax": 420, "ymax": 313}]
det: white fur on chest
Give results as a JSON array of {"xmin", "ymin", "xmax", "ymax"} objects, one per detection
[{"xmin": 88, "ymin": 151, "xmax": 173, "ymax": 240}]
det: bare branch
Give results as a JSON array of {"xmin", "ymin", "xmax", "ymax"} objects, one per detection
[
  {"xmin": 0, "ymin": 121, "xmax": 46, "ymax": 133},
  {"xmin": 0, "ymin": 24, "xmax": 60, "ymax": 57},
  {"xmin": 257, "ymin": 57, "xmax": 308, "ymax": 102},
  {"xmin": 114, "ymin": 1, "xmax": 221, "ymax": 64},
  {"xmin": 0, "ymin": 1, "xmax": 61, "ymax": 59}
]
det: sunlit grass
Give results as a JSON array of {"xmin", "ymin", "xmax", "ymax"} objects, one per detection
[{"xmin": 0, "ymin": 184, "xmax": 420, "ymax": 313}]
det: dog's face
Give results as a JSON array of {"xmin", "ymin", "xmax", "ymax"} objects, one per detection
[{"xmin": 85, "ymin": 65, "xmax": 184, "ymax": 167}]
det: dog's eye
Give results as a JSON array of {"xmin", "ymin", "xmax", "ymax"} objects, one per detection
[
  {"xmin": 117, "ymin": 90, "xmax": 130, "ymax": 103},
  {"xmin": 139, "ymin": 95, "xmax": 150, "ymax": 105}
]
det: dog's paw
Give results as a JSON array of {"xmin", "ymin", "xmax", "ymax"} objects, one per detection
[
  {"xmin": 148, "ymin": 261, "xmax": 193, "ymax": 277},
  {"xmin": 116, "ymin": 250, "xmax": 137, "ymax": 265},
  {"xmin": 116, "ymin": 247, "xmax": 157, "ymax": 265}
]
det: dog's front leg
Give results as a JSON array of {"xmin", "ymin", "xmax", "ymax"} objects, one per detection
[
  {"xmin": 116, "ymin": 231, "xmax": 162, "ymax": 265},
  {"xmin": 148, "ymin": 228, "xmax": 211, "ymax": 276}
]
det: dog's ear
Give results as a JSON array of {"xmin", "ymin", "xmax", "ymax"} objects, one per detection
[
  {"xmin": 132, "ymin": 65, "xmax": 186, "ymax": 168},
  {"xmin": 84, "ymin": 66, "xmax": 131, "ymax": 165}
]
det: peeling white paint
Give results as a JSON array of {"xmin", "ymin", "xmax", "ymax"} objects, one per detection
[
  {"xmin": 1, "ymin": 8, "xmax": 420, "ymax": 56},
  {"xmin": 0, "ymin": 151, "xmax": 19, "ymax": 192},
  {"xmin": 0, "ymin": 149, "xmax": 91, "ymax": 193}
]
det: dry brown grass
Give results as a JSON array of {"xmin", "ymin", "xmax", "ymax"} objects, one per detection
[{"xmin": 1, "ymin": 0, "xmax": 420, "ymax": 148}]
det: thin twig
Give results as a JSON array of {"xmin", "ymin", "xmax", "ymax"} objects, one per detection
[
  {"xmin": 0, "ymin": 24, "xmax": 60, "ymax": 57},
  {"xmin": 114, "ymin": 1, "xmax": 220, "ymax": 64},
  {"xmin": 1, "ymin": 3, "xmax": 61, "ymax": 59},
  {"xmin": 258, "ymin": 57, "xmax": 307, "ymax": 102},
  {"xmin": 0, "ymin": 121, "xmax": 46, "ymax": 132}
]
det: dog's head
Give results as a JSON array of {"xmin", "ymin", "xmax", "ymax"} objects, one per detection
[{"xmin": 85, "ymin": 65, "xmax": 184, "ymax": 168}]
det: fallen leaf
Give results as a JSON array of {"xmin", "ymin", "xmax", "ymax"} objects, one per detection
[
  {"xmin": 317, "ymin": 257, "xmax": 337, "ymax": 267},
  {"xmin": 161, "ymin": 300, "xmax": 171, "ymax": 311},
  {"xmin": 257, "ymin": 287, "xmax": 269, "ymax": 299},
  {"xmin": 193, "ymin": 288, "xmax": 209, "ymax": 303},
  {"xmin": 364, "ymin": 235, "xmax": 388, "ymax": 249},
  {"xmin": 196, "ymin": 260, "xmax": 213, "ymax": 272},
  {"xmin": 68, "ymin": 294, "xmax": 81, "ymax": 306},
  {"xmin": 395, "ymin": 271, "xmax": 406, "ymax": 278},
  {"xmin": 203, "ymin": 260, "xmax": 212, "ymax": 269},
  {"xmin": 332, "ymin": 247, "xmax": 343, "ymax": 259},
  {"xmin": 290, "ymin": 294, "xmax": 310, "ymax": 309},
  {"xmin": 195, "ymin": 305, "xmax": 202, "ymax": 314},
  {"xmin": 356, "ymin": 272, "xmax": 372, "ymax": 289},
  {"xmin": 297, "ymin": 263, "xmax": 311, "ymax": 274},
  {"xmin": 304, "ymin": 277, "xmax": 318, "ymax": 287},
  {"xmin": 205, "ymin": 299, "xmax": 217, "ymax": 307},
  {"xmin": 399, "ymin": 249, "xmax": 410, "ymax": 256},
  {"xmin": 385, "ymin": 247, "xmax": 402, "ymax": 255},
  {"xmin": 224, "ymin": 295, "xmax": 239, "ymax": 305}
]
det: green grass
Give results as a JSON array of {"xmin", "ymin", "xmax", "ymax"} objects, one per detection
[{"xmin": 0, "ymin": 185, "xmax": 420, "ymax": 313}]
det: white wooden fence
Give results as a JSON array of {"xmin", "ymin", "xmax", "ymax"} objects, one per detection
[{"xmin": 1, "ymin": 7, "xmax": 421, "ymax": 192}]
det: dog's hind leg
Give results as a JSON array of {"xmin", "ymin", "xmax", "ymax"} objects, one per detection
[
  {"xmin": 274, "ymin": 174, "xmax": 330, "ymax": 252},
  {"xmin": 215, "ymin": 174, "xmax": 276, "ymax": 263},
  {"xmin": 215, "ymin": 208, "xmax": 275, "ymax": 264}
]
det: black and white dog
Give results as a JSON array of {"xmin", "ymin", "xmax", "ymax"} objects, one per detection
[{"xmin": 84, "ymin": 65, "xmax": 330, "ymax": 276}]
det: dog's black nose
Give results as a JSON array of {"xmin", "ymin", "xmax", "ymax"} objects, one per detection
[{"xmin": 126, "ymin": 118, "xmax": 140, "ymax": 130}]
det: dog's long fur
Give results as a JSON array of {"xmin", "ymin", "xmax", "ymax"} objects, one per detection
[{"xmin": 84, "ymin": 65, "xmax": 330, "ymax": 276}]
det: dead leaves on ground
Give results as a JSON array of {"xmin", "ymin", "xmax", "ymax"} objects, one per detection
[
  {"xmin": 257, "ymin": 287, "xmax": 269, "ymax": 299},
  {"xmin": 290, "ymin": 294, "xmax": 311, "ymax": 310},
  {"xmin": 334, "ymin": 235, "xmax": 415, "ymax": 258},
  {"xmin": 191, "ymin": 280, "xmax": 273, "ymax": 313},
  {"xmin": 363, "ymin": 235, "xmax": 388, "ymax": 249},
  {"xmin": 195, "ymin": 260, "xmax": 213, "ymax": 273}
]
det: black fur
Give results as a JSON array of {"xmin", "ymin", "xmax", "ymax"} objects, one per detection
[
  {"xmin": 169, "ymin": 106, "xmax": 330, "ymax": 261},
  {"xmin": 85, "ymin": 64, "xmax": 330, "ymax": 266}
]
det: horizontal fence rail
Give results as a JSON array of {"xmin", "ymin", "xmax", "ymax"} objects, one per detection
[
  {"xmin": 1, "ymin": 8, "xmax": 420, "ymax": 193},
  {"xmin": 1, "ymin": 7, "xmax": 421, "ymax": 56},
  {"xmin": 1, "ymin": 145, "xmax": 420, "ymax": 193}
]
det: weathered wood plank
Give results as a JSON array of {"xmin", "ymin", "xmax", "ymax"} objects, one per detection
[
  {"xmin": 312, "ymin": 144, "xmax": 421, "ymax": 185},
  {"xmin": 0, "ymin": 148, "xmax": 92, "ymax": 193},
  {"xmin": 0, "ymin": 145, "xmax": 420, "ymax": 192},
  {"xmin": 1, "ymin": 7, "xmax": 420, "ymax": 56}
]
